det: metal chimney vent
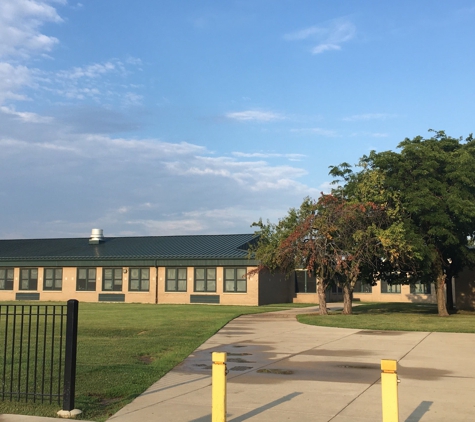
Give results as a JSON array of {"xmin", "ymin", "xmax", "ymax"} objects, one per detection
[{"xmin": 89, "ymin": 228, "xmax": 104, "ymax": 245}]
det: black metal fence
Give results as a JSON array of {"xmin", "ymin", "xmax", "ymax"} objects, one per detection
[{"xmin": 0, "ymin": 300, "xmax": 78, "ymax": 410}]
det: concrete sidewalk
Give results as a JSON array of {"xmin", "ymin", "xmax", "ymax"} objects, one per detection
[
  {"xmin": 3, "ymin": 305, "xmax": 475, "ymax": 421},
  {"xmin": 108, "ymin": 305, "xmax": 475, "ymax": 421}
]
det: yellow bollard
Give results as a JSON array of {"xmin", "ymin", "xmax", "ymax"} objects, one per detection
[
  {"xmin": 212, "ymin": 352, "xmax": 227, "ymax": 422},
  {"xmin": 381, "ymin": 359, "xmax": 399, "ymax": 422}
]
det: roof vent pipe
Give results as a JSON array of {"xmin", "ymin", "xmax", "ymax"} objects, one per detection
[{"xmin": 89, "ymin": 228, "xmax": 104, "ymax": 244}]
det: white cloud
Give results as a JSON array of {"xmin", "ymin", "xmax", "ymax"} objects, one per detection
[
  {"xmin": 318, "ymin": 181, "xmax": 334, "ymax": 194},
  {"xmin": 290, "ymin": 127, "xmax": 338, "ymax": 137},
  {"xmin": 0, "ymin": 105, "xmax": 53, "ymax": 123},
  {"xmin": 56, "ymin": 62, "xmax": 118, "ymax": 80},
  {"xmin": 0, "ymin": 111, "xmax": 320, "ymax": 237},
  {"xmin": 232, "ymin": 152, "xmax": 305, "ymax": 160},
  {"xmin": 0, "ymin": 0, "xmax": 64, "ymax": 59},
  {"xmin": 225, "ymin": 110, "xmax": 284, "ymax": 122},
  {"xmin": 312, "ymin": 44, "xmax": 342, "ymax": 54},
  {"xmin": 343, "ymin": 113, "xmax": 398, "ymax": 122},
  {"xmin": 0, "ymin": 63, "xmax": 33, "ymax": 104},
  {"xmin": 284, "ymin": 26, "xmax": 324, "ymax": 41},
  {"xmin": 349, "ymin": 132, "xmax": 390, "ymax": 139},
  {"xmin": 36, "ymin": 59, "xmax": 144, "ymax": 104},
  {"xmin": 284, "ymin": 19, "xmax": 356, "ymax": 55},
  {"xmin": 0, "ymin": 1, "xmax": 66, "ymax": 106}
]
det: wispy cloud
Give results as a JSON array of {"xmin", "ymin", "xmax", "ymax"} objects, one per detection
[
  {"xmin": 56, "ymin": 62, "xmax": 119, "ymax": 80},
  {"xmin": 37, "ymin": 59, "xmax": 144, "ymax": 104},
  {"xmin": 232, "ymin": 152, "xmax": 305, "ymax": 161},
  {"xmin": 0, "ymin": 111, "xmax": 319, "ymax": 237},
  {"xmin": 0, "ymin": 0, "xmax": 143, "ymax": 109},
  {"xmin": 290, "ymin": 127, "xmax": 338, "ymax": 137},
  {"xmin": 0, "ymin": 0, "xmax": 65, "ymax": 59},
  {"xmin": 225, "ymin": 110, "xmax": 284, "ymax": 122},
  {"xmin": 319, "ymin": 181, "xmax": 334, "ymax": 194},
  {"xmin": 349, "ymin": 132, "xmax": 389, "ymax": 139},
  {"xmin": 0, "ymin": 106, "xmax": 53, "ymax": 123},
  {"xmin": 284, "ymin": 18, "xmax": 356, "ymax": 55},
  {"xmin": 343, "ymin": 113, "xmax": 397, "ymax": 122},
  {"xmin": 0, "ymin": 63, "xmax": 32, "ymax": 104}
]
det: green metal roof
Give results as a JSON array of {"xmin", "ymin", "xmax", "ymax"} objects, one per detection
[{"xmin": 0, "ymin": 234, "xmax": 259, "ymax": 265}]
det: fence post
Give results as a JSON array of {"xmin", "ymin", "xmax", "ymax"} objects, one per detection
[
  {"xmin": 212, "ymin": 351, "xmax": 227, "ymax": 422},
  {"xmin": 381, "ymin": 359, "xmax": 399, "ymax": 422},
  {"xmin": 58, "ymin": 300, "xmax": 81, "ymax": 418}
]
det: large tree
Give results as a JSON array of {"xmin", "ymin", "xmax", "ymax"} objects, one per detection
[
  {"xmin": 251, "ymin": 196, "xmax": 339, "ymax": 315},
  {"xmin": 251, "ymin": 193, "xmax": 402, "ymax": 315},
  {"xmin": 334, "ymin": 130, "xmax": 475, "ymax": 316}
]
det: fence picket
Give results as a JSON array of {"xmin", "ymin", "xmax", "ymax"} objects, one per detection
[{"xmin": 0, "ymin": 301, "xmax": 78, "ymax": 407}]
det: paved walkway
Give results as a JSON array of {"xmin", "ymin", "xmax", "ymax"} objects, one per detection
[{"xmin": 3, "ymin": 305, "xmax": 475, "ymax": 421}]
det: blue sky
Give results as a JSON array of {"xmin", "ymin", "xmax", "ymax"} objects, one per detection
[{"xmin": 1, "ymin": 0, "xmax": 475, "ymax": 239}]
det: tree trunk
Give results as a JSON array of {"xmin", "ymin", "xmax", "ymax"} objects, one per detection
[
  {"xmin": 436, "ymin": 273, "xmax": 450, "ymax": 317},
  {"xmin": 445, "ymin": 275, "xmax": 454, "ymax": 312},
  {"xmin": 317, "ymin": 280, "xmax": 328, "ymax": 315},
  {"xmin": 342, "ymin": 283, "xmax": 353, "ymax": 315}
]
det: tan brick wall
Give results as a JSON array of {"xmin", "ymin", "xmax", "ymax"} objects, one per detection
[
  {"xmin": 353, "ymin": 282, "xmax": 436, "ymax": 304},
  {"xmin": 2, "ymin": 265, "xmax": 267, "ymax": 306},
  {"xmin": 157, "ymin": 266, "xmax": 259, "ymax": 306}
]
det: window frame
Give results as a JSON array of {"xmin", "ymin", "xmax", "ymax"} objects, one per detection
[
  {"xmin": 102, "ymin": 268, "xmax": 123, "ymax": 292},
  {"xmin": 330, "ymin": 284, "xmax": 343, "ymax": 294},
  {"xmin": 294, "ymin": 269, "xmax": 317, "ymax": 293},
  {"xmin": 194, "ymin": 267, "xmax": 217, "ymax": 292},
  {"xmin": 76, "ymin": 268, "xmax": 97, "ymax": 291},
  {"xmin": 43, "ymin": 268, "xmax": 63, "ymax": 291},
  {"xmin": 0, "ymin": 268, "xmax": 14, "ymax": 290},
  {"xmin": 165, "ymin": 268, "xmax": 187, "ymax": 292},
  {"xmin": 380, "ymin": 280, "xmax": 401, "ymax": 294},
  {"xmin": 410, "ymin": 282, "xmax": 431, "ymax": 294},
  {"xmin": 354, "ymin": 280, "xmax": 373, "ymax": 294},
  {"xmin": 224, "ymin": 268, "xmax": 247, "ymax": 293},
  {"xmin": 129, "ymin": 268, "xmax": 150, "ymax": 292},
  {"xmin": 20, "ymin": 268, "xmax": 38, "ymax": 291}
]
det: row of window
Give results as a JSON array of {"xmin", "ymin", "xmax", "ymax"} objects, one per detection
[
  {"xmin": 331, "ymin": 281, "xmax": 431, "ymax": 294},
  {"xmin": 294, "ymin": 271, "xmax": 431, "ymax": 295},
  {"xmin": 0, "ymin": 267, "xmax": 247, "ymax": 293}
]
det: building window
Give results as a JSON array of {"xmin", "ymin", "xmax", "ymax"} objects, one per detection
[
  {"xmin": 129, "ymin": 268, "xmax": 150, "ymax": 291},
  {"xmin": 354, "ymin": 280, "xmax": 372, "ymax": 293},
  {"xmin": 381, "ymin": 281, "xmax": 401, "ymax": 294},
  {"xmin": 0, "ymin": 268, "xmax": 14, "ymax": 290},
  {"xmin": 20, "ymin": 268, "xmax": 38, "ymax": 291},
  {"xmin": 44, "ymin": 268, "xmax": 62, "ymax": 291},
  {"xmin": 224, "ymin": 268, "xmax": 247, "ymax": 292},
  {"xmin": 331, "ymin": 284, "xmax": 343, "ymax": 294},
  {"xmin": 102, "ymin": 268, "xmax": 123, "ymax": 291},
  {"xmin": 166, "ymin": 268, "xmax": 187, "ymax": 292},
  {"xmin": 410, "ymin": 282, "xmax": 431, "ymax": 294},
  {"xmin": 77, "ymin": 268, "xmax": 96, "ymax": 291},
  {"xmin": 294, "ymin": 270, "xmax": 317, "ymax": 293},
  {"xmin": 194, "ymin": 268, "xmax": 216, "ymax": 292}
]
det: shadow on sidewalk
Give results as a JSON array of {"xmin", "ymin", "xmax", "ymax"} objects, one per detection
[
  {"xmin": 405, "ymin": 401, "xmax": 433, "ymax": 422},
  {"xmin": 189, "ymin": 391, "xmax": 302, "ymax": 422}
]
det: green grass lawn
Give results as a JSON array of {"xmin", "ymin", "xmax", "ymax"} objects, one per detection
[
  {"xmin": 0, "ymin": 302, "xmax": 305, "ymax": 421},
  {"xmin": 298, "ymin": 302, "xmax": 475, "ymax": 333}
]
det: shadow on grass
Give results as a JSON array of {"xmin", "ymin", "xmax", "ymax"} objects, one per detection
[{"xmin": 349, "ymin": 303, "xmax": 438, "ymax": 315}]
